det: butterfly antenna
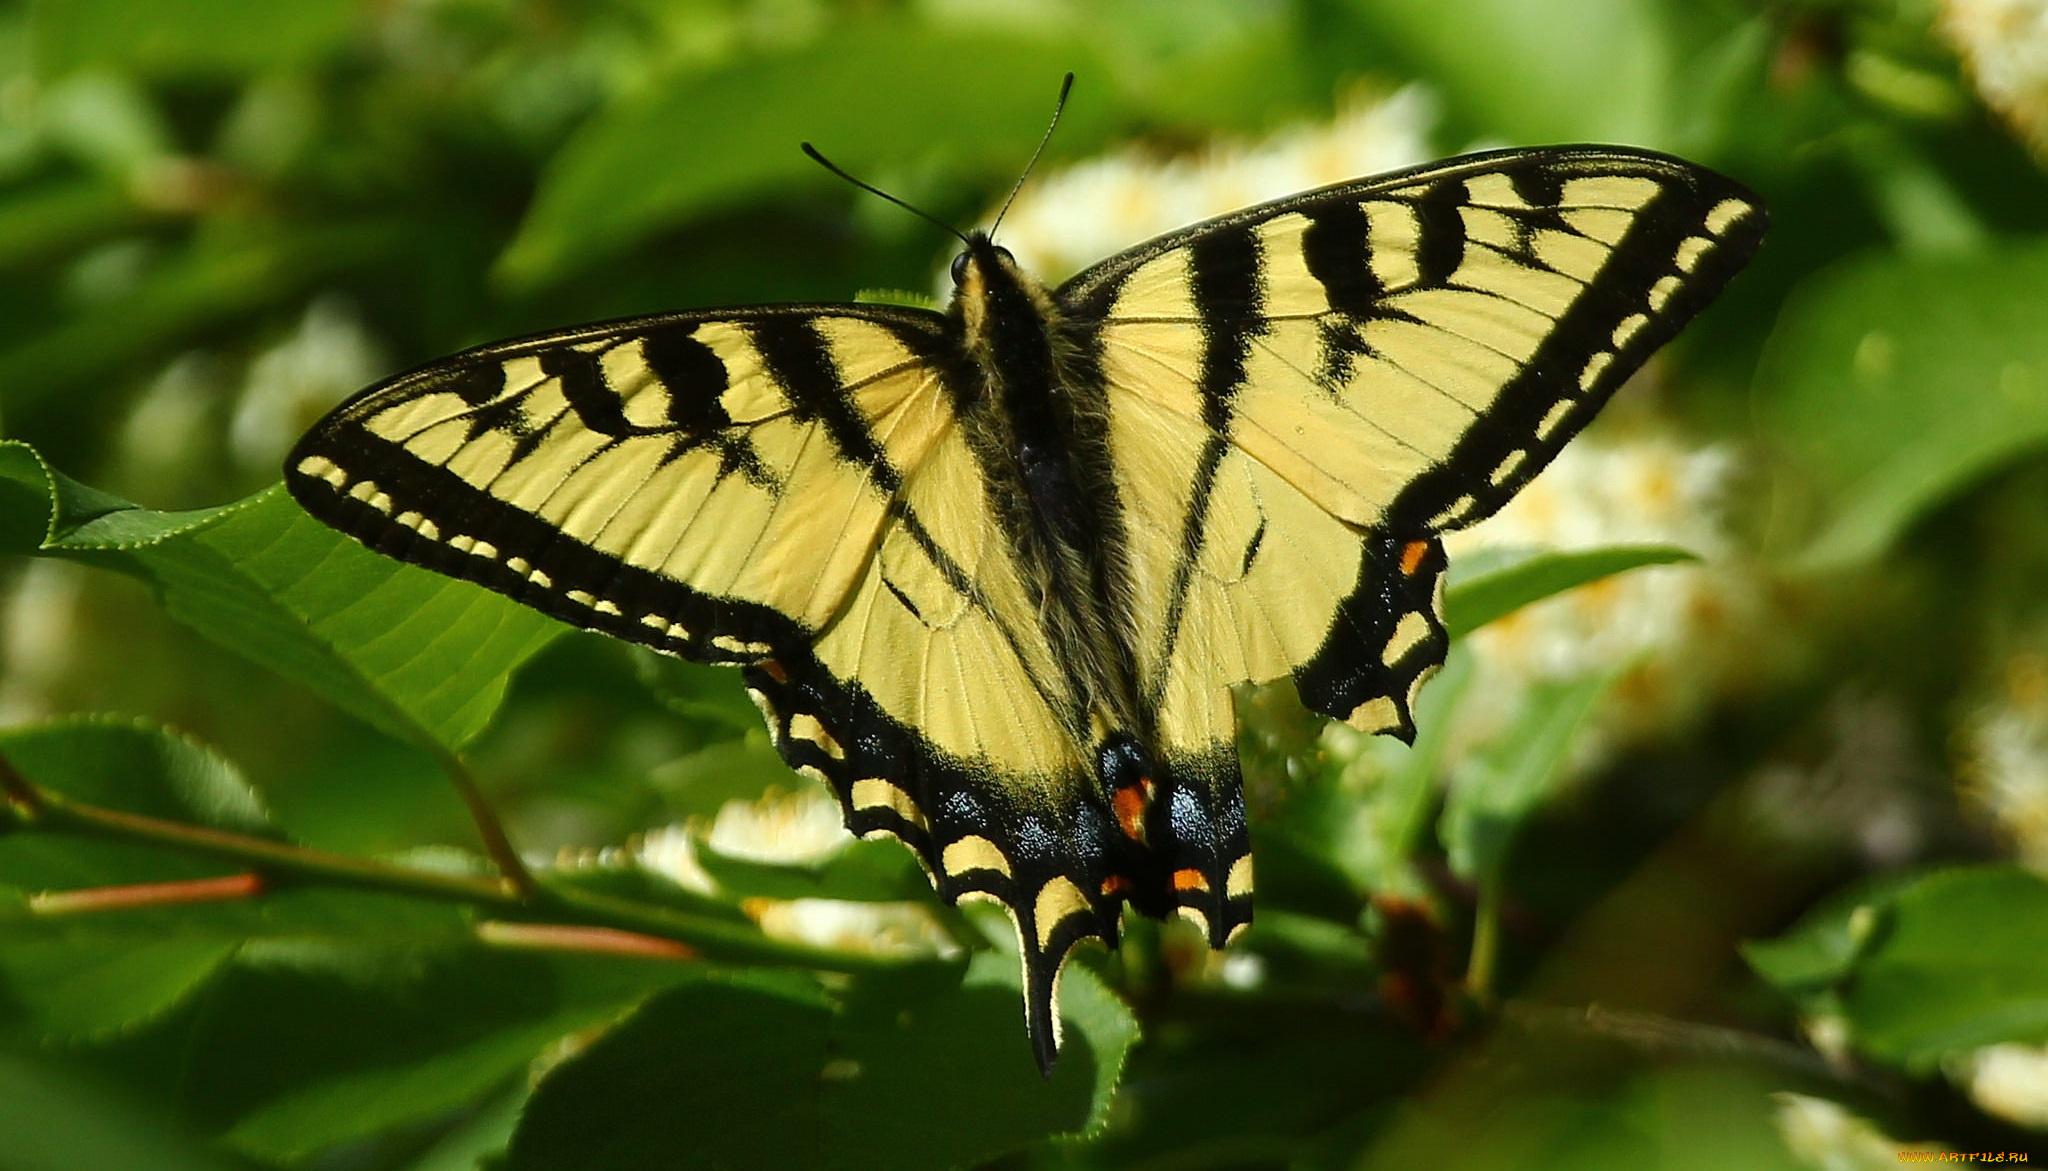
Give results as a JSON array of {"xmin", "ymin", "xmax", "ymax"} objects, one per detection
[
  {"xmin": 990, "ymin": 72, "xmax": 1074, "ymax": 239},
  {"xmin": 801, "ymin": 142, "xmax": 970, "ymax": 247}
]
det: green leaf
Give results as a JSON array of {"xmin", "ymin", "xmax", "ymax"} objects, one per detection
[
  {"xmin": 223, "ymin": 1012, "xmax": 602, "ymax": 1165},
  {"xmin": 404, "ymin": 1088, "xmax": 524, "ymax": 1171},
  {"xmin": 29, "ymin": 0, "xmax": 361, "ymax": 77},
  {"xmin": 0, "ymin": 1051, "xmax": 239, "ymax": 1171},
  {"xmin": 498, "ymin": 24, "xmax": 1110, "ymax": 289},
  {"xmin": 0, "ymin": 719, "xmax": 484, "ymax": 1044},
  {"xmin": 1756, "ymin": 239, "xmax": 2048, "ymax": 569},
  {"xmin": 1352, "ymin": 1058, "xmax": 1808, "ymax": 1171},
  {"xmin": 1347, "ymin": 0, "xmax": 1676, "ymax": 144},
  {"xmin": 0, "ymin": 441, "xmax": 231, "ymax": 554},
  {"xmin": 504, "ymin": 954, "xmax": 1136, "ymax": 1170},
  {"xmin": 1744, "ymin": 866, "xmax": 2048, "ymax": 1071},
  {"xmin": 1444, "ymin": 544, "xmax": 1698, "ymax": 639},
  {"xmin": 0, "ymin": 878, "xmax": 693, "ymax": 1157},
  {"xmin": 1080, "ymin": 970, "xmax": 1432, "ymax": 1169},
  {"xmin": 645, "ymin": 736, "xmax": 803, "ymax": 819},
  {"xmin": 0, "ymin": 881, "xmax": 479, "ymax": 1040},
  {"xmin": 1835, "ymin": 866, "xmax": 2048, "ymax": 1069},
  {"xmin": 632, "ymin": 650, "xmax": 771, "ymax": 739},
  {"xmin": 854, "ymin": 286, "xmax": 943, "ymax": 312},
  {"xmin": 0, "ymin": 719, "xmax": 255, "ymax": 1042},
  {"xmin": 1740, "ymin": 874, "xmax": 1917, "ymax": 996},
  {"xmin": 0, "ymin": 227, "xmax": 392, "ymax": 409},
  {"xmin": 0, "ymin": 441, "xmax": 561, "ymax": 751},
  {"xmin": 178, "ymin": 490, "xmax": 562, "ymax": 751},
  {"xmin": 1438, "ymin": 671, "xmax": 1615, "ymax": 882},
  {"xmin": 1307, "ymin": 647, "xmax": 1475, "ymax": 899},
  {"xmin": 0, "ymin": 716, "xmax": 275, "ymax": 890},
  {"xmin": 169, "ymin": 942, "xmax": 700, "ymax": 1160},
  {"xmin": 0, "ymin": 935, "xmax": 238, "ymax": 1046}
]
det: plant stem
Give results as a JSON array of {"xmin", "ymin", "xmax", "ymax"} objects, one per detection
[
  {"xmin": 1465, "ymin": 873, "xmax": 1501, "ymax": 1006},
  {"xmin": 432, "ymin": 745, "xmax": 539, "ymax": 899},
  {"xmin": 1498, "ymin": 1000, "xmax": 1872, "ymax": 1090},
  {"xmin": 0, "ymin": 754, "xmax": 909, "ymax": 976}
]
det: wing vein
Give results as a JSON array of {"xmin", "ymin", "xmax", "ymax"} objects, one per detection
[{"xmin": 1245, "ymin": 333, "xmax": 1442, "ymax": 459}]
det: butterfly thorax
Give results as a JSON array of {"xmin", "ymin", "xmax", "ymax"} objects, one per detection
[{"xmin": 949, "ymin": 234, "xmax": 1150, "ymax": 763}]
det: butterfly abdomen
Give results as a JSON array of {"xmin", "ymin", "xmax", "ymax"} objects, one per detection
[
  {"xmin": 952, "ymin": 234, "xmax": 1255, "ymax": 947},
  {"xmin": 952, "ymin": 233, "xmax": 1144, "ymax": 723}
]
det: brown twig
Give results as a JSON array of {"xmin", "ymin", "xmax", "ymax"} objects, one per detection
[
  {"xmin": 431, "ymin": 745, "xmax": 540, "ymax": 899},
  {"xmin": 0, "ymin": 752, "xmax": 910, "ymax": 975}
]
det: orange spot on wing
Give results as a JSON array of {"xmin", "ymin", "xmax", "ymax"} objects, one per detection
[
  {"xmin": 759, "ymin": 659, "xmax": 789, "ymax": 684},
  {"xmin": 1113, "ymin": 783, "xmax": 1148, "ymax": 842},
  {"xmin": 1400, "ymin": 541, "xmax": 1430, "ymax": 577},
  {"xmin": 1172, "ymin": 868, "xmax": 1209, "ymax": 894},
  {"xmin": 1100, "ymin": 875, "xmax": 1132, "ymax": 897}
]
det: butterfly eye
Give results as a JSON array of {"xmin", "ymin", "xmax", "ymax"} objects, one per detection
[
  {"xmin": 950, "ymin": 253, "xmax": 970, "ymax": 286},
  {"xmin": 994, "ymin": 246, "xmax": 1015, "ymax": 265}
]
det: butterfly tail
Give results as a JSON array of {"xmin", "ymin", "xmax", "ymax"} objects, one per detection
[{"xmin": 1013, "ymin": 886, "xmax": 1118, "ymax": 1077}]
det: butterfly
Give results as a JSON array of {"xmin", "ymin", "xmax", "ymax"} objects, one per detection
[{"xmin": 287, "ymin": 120, "xmax": 1765, "ymax": 1071}]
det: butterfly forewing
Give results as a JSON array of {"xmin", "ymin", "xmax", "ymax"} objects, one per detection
[{"xmin": 292, "ymin": 310, "xmax": 936, "ymax": 658}]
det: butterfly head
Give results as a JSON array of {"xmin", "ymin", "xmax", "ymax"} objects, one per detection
[{"xmin": 951, "ymin": 230, "xmax": 1058, "ymax": 347}]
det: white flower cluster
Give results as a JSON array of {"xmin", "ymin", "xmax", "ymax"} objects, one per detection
[
  {"xmin": 1773, "ymin": 1093, "xmax": 1946, "ymax": 1168},
  {"xmin": 230, "ymin": 296, "xmax": 384, "ymax": 475},
  {"xmin": 116, "ymin": 295, "xmax": 384, "ymax": 502},
  {"xmin": 638, "ymin": 782, "xmax": 850, "ymax": 888},
  {"xmin": 636, "ymin": 783, "xmax": 957, "ymax": 959},
  {"xmin": 1952, "ymin": 1041, "xmax": 2048, "ymax": 1128},
  {"xmin": 1441, "ymin": 428, "xmax": 1774, "ymax": 778},
  {"xmin": 987, "ymin": 84, "xmax": 1437, "ymax": 283},
  {"xmin": 1959, "ymin": 652, "xmax": 2048, "ymax": 872},
  {"xmin": 1942, "ymin": 0, "xmax": 2048, "ymax": 160}
]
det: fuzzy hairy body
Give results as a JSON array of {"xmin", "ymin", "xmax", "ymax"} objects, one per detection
[{"xmin": 953, "ymin": 236, "xmax": 1151, "ymax": 779}]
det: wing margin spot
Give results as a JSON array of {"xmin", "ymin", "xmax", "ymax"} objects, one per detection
[
  {"xmin": 1225, "ymin": 854, "xmax": 1254, "ymax": 898},
  {"xmin": 1033, "ymin": 877, "xmax": 1093, "ymax": 950},
  {"xmin": 942, "ymin": 835, "xmax": 1012, "ymax": 878},
  {"xmin": 850, "ymin": 777, "xmax": 927, "ymax": 829}
]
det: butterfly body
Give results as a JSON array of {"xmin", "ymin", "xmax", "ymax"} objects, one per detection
[{"xmin": 288, "ymin": 145, "xmax": 1765, "ymax": 1071}]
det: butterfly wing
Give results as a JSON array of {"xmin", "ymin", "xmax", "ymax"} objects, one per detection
[
  {"xmin": 1059, "ymin": 146, "xmax": 1766, "ymax": 929},
  {"xmin": 286, "ymin": 307, "xmax": 1129, "ymax": 1066}
]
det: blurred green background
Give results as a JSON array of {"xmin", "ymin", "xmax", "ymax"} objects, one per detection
[{"xmin": 3, "ymin": 0, "xmax": 2048, "ymax": 1168}]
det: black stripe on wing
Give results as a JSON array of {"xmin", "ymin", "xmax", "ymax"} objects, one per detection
[
  {"xmin": 1144, "ymin": 222, "xmax": 1265, "ymax": 710},
  {"xmin": 285, "ymin": 307, "xmax": 947, "ymax": 665},
  {"xmin": 1383, "ymin": 160, "xmax": 1767, "ymax": 533},
  {"xmin": 288, "ymin": 304, "xmax": 1132, "ymax": 1073}
]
